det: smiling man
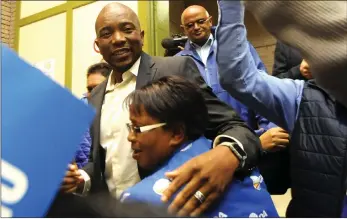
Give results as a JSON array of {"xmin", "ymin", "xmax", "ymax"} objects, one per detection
[{"xmin": 59, "ymin": 2, "xmax": 261, "ymax": 217}]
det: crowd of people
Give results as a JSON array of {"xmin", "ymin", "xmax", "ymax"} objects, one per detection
[{"xmin": 47, "ymin": 0, "xmax": 347, "ymax": 217}]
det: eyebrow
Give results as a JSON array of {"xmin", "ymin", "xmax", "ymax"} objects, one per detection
[{"xmin": 97, "ymin": 26, "xmax": 112, "ymax": 35}]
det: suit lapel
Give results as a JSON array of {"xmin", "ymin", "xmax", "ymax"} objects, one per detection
[
  {"xmin": 136, "ymin": 52, "xmax": 157, "ymax": 90},
  {"xmin": 89, "ymin": 78, "xmax": 107, "ymax": 152}
]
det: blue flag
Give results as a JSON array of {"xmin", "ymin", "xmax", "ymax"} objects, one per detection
[{"xmin": 1, "ymin": 44, "xmax": 95, "ymax": 217}]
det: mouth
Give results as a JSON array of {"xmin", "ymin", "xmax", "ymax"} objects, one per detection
[
  {"xmin": 112, "ymin": 48, "xmax": 131, "ymax": 58},
  {"xmin": 131, "ymin": 147, "xmax": 142, "ymax": 159},
  {"xmin": 194, "ymin": 31, "xmax": 202, "ymax": 36}
]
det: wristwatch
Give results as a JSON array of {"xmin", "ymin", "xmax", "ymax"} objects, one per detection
[{"xmin": 219, "ymin": 141, "xmax": 247, "ymax": 170}]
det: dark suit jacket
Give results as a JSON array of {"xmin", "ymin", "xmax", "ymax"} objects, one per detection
[
  {"xmin": 84, "ymin": 52, "xmax": 261, "ymax": 192},
  {"xmin": 272, "ymin": 41, "xmax": 304, "ymax": 80}
]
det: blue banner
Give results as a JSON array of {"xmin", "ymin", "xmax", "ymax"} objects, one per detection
[{"xmin": 1, "ymin": 44, "xmax": 95, "ymax": 217}]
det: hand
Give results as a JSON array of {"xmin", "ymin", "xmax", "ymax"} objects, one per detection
[
  {"xmin": 259, "ymin": 127, "xmax": 289, "ymax": 151},
  {"xmin": 300, "ymin": 59, "xmax": 313, "ymax": 79},
  {"xmin": 60, "ymin": 162, "xmax": 84, "ymax": 193},
  {"xmin": 178, "ymin": 46, "xmax": 184, "ymax": 51},
  {"xmin": 161, "ymin": 146, "xmax": 239, "ymax": 217}
]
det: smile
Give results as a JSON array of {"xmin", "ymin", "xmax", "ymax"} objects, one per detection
[{"xmin": 112, "ymin": 48, "xmax": 131, "ymax": 56}]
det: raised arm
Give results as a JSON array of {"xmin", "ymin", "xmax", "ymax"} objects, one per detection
[
  {"xmin": 244, "ymin": 1, "xmax": 347, "ymax": 108},
  {"xmin": 216, "ymin": 0, "xmax": 304, "ymax": 133}
]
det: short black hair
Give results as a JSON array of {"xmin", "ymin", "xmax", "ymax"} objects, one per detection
[
  {"xmin": 125, "ymin": 75, "xmax": 208, "ymax": 140},
  {"xmin": 87, "ymin": 62, "xmax": 112, "ymax": 77}
]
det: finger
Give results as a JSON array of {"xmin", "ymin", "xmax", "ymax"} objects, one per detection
[
  {"xmin": 190, "ymin": 192, "xmax": 219, "ymax": 217},
  {"xmin": 178, "ymin": 46, "xmax": 184, "ymax": 51},
  {"xmin": 275, "ymin": 138, "xmax": 290, "ymax": 145},
  {"xmin": 165, "ymin": 170, "xmax": 179, "ymax": 180},
  {"xmin": 63, "ymin": 176, "xmax": 78, "ymax": 184},
  {"xmin": 162, "ymin": 162, "xmax": 196, "ymax": 203},
  {"xmin": 276, "ymin": 132, "xmax": 290, "ymax": 139},
  {"xmin": 65, "ymin": 170, "xmax": 80, "ymax": 177},
  {"xmin": 177, "ymin": 183, "xmax": 212, "ymax": 217},
  {"xmin": 168, "ymin": 173, "xmax": 207, "ymax": 215},
  {"xmin": 64, "ymin": 186, "xmax": 77, "ymax": 194},
  {"xmin": 68, "ymin": 164, "xmax": 78, "ymax": 171},
  {"xmin": 60, "ymin": 183, "xmax": 76, "ymax": 191}
]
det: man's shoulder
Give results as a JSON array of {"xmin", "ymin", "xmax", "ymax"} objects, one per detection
[
  {"xmin": 152, "ymin": 55, "xmax": 191, "ymax": 63},
  {"xmin": 150, "ymin": 55, "xmax": 193, "ymax": 70}
]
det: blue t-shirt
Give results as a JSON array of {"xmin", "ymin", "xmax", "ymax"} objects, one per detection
[{"xmin": 120, "ymin": 136, "xmax": 279, "ymax": 218}]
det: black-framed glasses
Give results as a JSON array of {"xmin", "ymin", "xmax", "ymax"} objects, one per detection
[
  {"xmin": 126, "ymin": 123, "xmax": 166, "ymax": 134},
  {"xmin": 183, "ymin": 17, "xmax": 212, "ymax": 30}
]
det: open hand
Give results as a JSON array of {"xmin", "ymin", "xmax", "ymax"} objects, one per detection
[{"xmin": 161, "ymin": 146, "xmax": 239, "ymax": 217}]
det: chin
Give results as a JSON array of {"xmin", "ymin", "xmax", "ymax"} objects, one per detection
[{"xmin": 114, "ymin": 61, "xmax": 134, "ymax": 72}]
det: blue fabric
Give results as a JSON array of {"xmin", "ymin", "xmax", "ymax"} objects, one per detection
[
  {"xmin": 342, "ymin": 197, "xmax": 347, "ymax": 217},
  {"xmin": 216, "ymin": 0, "xmax": 304, "ymax": 133},
  {"xmin": 2, "ymin": 44, "xmax": 95, "ymax": 217},
  {"xmin": 120, "ymin": 136, "xmax": 279, "ymax": 217},
  {"xmin": 176, "ymin": 27, "xmax": 276, "ymax": 136},
  {"xmin": 74, "ymin": 95, "xmax": 92, "ymax": 168}
]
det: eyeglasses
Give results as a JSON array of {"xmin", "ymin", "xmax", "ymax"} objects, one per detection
[
  {"xmin": 126, "ymin": 123, "xmax": 166, "ymax": 134},
  {"xmin": 183, "ymin": 17, "xmax": 212, "ymax": 30}
]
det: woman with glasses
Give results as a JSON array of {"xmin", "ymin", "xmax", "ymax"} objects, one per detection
[{"xmin": 120, "ymin": 76, "xmax": 278, "ymax": 217}]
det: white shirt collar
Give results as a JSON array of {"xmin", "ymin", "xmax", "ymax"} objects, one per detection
[{"xmin": 106, "ymin": 56, "xmax": 141, "ymax": 92}]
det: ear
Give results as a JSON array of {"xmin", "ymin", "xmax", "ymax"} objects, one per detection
[
  {"xmin": 209, "ymin": 16, "xmax": 213, "ymax": 25},
  {"xmin": 140, "ymin": 30, "xmax": 145, "ymax": 47},
  {"xmin": 169, "ymin": 123, "xmax": 185, "ymax": 148},
  {"xmin": 94, "ymin": 39, "xmax": 100, "ymax": 53},
  {"xmin": 180, "ymin": 25, "xmax": 187, "ymax": 35}
]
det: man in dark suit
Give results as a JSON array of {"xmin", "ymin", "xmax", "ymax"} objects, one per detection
[
  {"xmin": 272, "ymin": 41, "xmax": 311, "ymax": 80},
  {"xmin": 60, "ymin": 2, "xmax": 260, "ymax": 217}
]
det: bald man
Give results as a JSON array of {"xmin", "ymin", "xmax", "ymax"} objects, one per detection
[
  {"xmin": 177, "ymin": 7, "xmax": 290, "ymax": 192},
  {"xmin": 59, "ymin": 2, "xmax": 261, "ymax": 217}
]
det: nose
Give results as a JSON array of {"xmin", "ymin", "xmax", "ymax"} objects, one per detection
[
  {"xmin": 193, "ymin": 22, "xmax": 200, "ymax": 30},
  {"xmin": 127, "ymin": 130, "xmax": 136, "ymax": 143},
  {"xmin": 111, "ymin": 31, "xmax": 126, "ymax": 46}
]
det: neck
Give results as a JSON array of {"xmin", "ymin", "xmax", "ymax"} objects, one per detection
[
  {"xmin": 111, "ymin": 70, "xmax": 124, "ymax": 84},
  {"xmin": 192, "ymin": 35, "xmax": 210, "ymax": 47}
]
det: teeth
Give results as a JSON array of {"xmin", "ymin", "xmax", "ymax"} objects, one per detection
[{"xmin": 114, "ymin": 50, "xmax": 129, "ymax": 55}]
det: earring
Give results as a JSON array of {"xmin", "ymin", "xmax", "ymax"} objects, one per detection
[{"xmin": 93, "ymin": 41, "xmax": 100, "ymax": 53}]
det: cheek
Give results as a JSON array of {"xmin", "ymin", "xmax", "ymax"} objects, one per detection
[
  {"xmin": 139, "ymin": 135, "xmax": 171, "ymax": 168},
  {"xmin": 98, "ymin": 42, "xmax": 112, "ymax": 54}
]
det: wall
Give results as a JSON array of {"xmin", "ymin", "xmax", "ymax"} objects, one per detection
[
  {"xmin": 169, "ymin": 1, "xmax": 185, "ymax": 36},
  {"xmin": 15, "ymin": 0, "xmax": 147, "ymax": 98},
  {"xmin": 72, "ymin": 1, "xmax": 138, "ymax": 97},
  {"xmin": 1, "ymin": 1, "xmax": 17, "ymax": 48},
  {"xmin": 245, "ymin": 10, "xmax": 276, "ymax": 73}
]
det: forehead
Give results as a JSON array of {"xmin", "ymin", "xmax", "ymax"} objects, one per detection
[
  {"xmin": 87, "ymin": 73, "xmax": 105, "ymax": 81},
  {"xmin": 96, "ymin": 7, "xmax": 137, "ymax": 31},
  {"xmin": 183, "ymin": 9, "xmax": 208, "ymax": 23}
]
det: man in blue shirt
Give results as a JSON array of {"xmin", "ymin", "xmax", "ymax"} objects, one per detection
[
  {"xmin": 216, "ymin": 0, "xmax": 347, "ymax": 217},
  {"xmin": 176, "ymin": 5, "xmax": 286, "ymax": 148}
]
